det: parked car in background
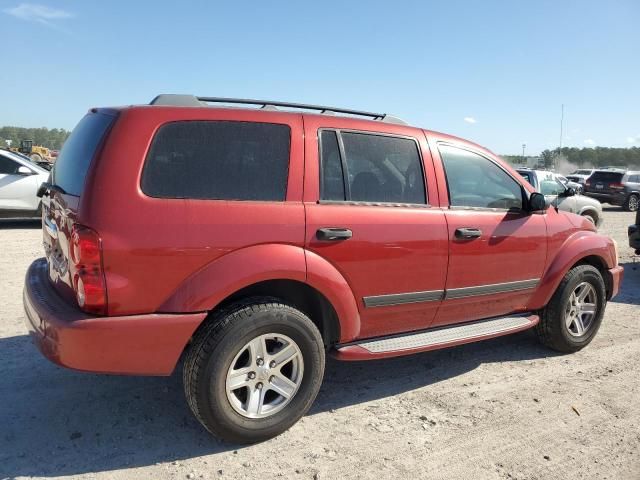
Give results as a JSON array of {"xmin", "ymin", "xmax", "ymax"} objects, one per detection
[
  {"xmin": 566, "ymin": 168, "xmax": 596, "ymax": 186},
  {"xmin": 0, "ymin": 148, "xmax": 52, "ymax": 170},
  {"xmin": 556, "ymin": 174, "xmax": 583, "ymax": 194},
  {"xmin": 516, "ymin": 168, "xmax": 602, "ymax": 226},
  {"xmin": 0, "ymin": 149, "xmax": 49, "ymax": 218},
  {"xmin": 629, "ymin": 209, "xmax": 640, "ymax": 254},
  {"xmin": 24, "ymin": 95, "xmax": 623, "ymax": 443},
  {"xmin": 583, "ymin": 170, "xmax": 640, "ymax": 211}
]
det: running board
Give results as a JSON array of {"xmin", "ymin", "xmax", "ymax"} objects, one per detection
[{"xmin": 333, "ymin": 314, "xmax": 539, "ymax": 361}]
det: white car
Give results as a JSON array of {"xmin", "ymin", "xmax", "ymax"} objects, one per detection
[
  {"xmin": 0, "ymin": 149, "xmax": 50, "ymax": 218},
  {"xmin": 566, "ymin": 169, "xmax": 596, "ymax": 186}
]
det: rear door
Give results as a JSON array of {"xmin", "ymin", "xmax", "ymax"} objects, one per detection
[
  {"xmin": 431, "ymin": 141, "xmax": 548, "ymax": 327},
  {"xmin": 303, "ymin": 116, "xmax": 448, "ymax": 339}
]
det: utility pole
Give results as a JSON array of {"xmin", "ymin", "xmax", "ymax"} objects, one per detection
[
  {"xmin": 522, "ymin": 143, "xmax": 526, "ymax": 164},
  {"xmin": 559, "ymin": 104, "xmax": 564, "ymax": 150}
]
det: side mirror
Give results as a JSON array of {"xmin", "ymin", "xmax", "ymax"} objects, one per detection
[
  {"xmin": 528, "ymin": 192, "xmax": 548, "ymax": 212},
  {"xmin": 17, "ymin": 166, "xmax": 34, "ymax": 175},
  {"xmin": 563, "ymin": 187, "xmax": 576, "ymax": 197}
]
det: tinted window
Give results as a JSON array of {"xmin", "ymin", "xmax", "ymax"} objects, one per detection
[
  {"xmin": 52, "ymin": 112, "xmax": 115, "ymax": 196},
  {"xmin": 320, "ymin": 130, "xmax": 345, "ymax": 201},
  {"xmin": 0, "ymin": 154, "xmax": 19, "ymax": 174},
  {"xmin": 142, "ymin": 121, "xmax": 291, "ymax": 201},
  {"xmin": 590, "ymin": 171, "xmax": 624, "ymax": 183},
  {"xmin": 440, "ymin": 145, "xmax": 523, "ymax": 210},
  {"xmin": 628, "ymin": 174, "xmax": 640, "ymax": 183},
  {"xmin": 338, "ymin": 132, "xmax": 426, "ymax": 204}
]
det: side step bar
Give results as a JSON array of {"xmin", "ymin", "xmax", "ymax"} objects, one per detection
[{"xmin": 333, "ymin": 314, "xmax": 539, "ymax": 361}]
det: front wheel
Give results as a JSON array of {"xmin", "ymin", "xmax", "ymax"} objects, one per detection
[
  {"xmin": 536, "ymin": 265, "xmax": 606, "ymax": 353},
  {"xmin": 183, "ymin": 298, "xmax": 325, "ymax": 443}
]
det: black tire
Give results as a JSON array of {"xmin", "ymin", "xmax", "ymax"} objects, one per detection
[
  {"xmin": 581, "ymin": 212, "xmax": 597, "ymax": 226},
  {"xmin": 183, "ymin": 298, "xmax": 325, "ymax": 444},
  {"xmin": 536, "ymin": 265, "xmax": 606, "ymax": 353},
  {"xmin": 623, "ymin": 193, "xmax": 639, "ymax": 212}
]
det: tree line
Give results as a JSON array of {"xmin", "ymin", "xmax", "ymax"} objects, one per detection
[
  {"xmin": 0, "ymin": 126, "xmax": 71, "ymax": 150},
  {"xmin": 503, "ymin": 147, "xmax": 640, "ymax": 169}
]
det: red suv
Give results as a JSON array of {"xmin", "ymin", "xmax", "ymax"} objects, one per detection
[{"xmin": 24, "ymin": 95, "xmax": 623, "ymax": 443}]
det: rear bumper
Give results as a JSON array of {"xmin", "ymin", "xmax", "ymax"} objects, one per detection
[
  {"xmin": 584, "ymin": 191, "xmax": 625, "ymax": 205},
  {"xmin": 23, "ymin": 258, "xmax": 206, "ymax": 375},
  {"xmin": 608, "ymin": 265, "xmax": 624, "ymax": 300}
]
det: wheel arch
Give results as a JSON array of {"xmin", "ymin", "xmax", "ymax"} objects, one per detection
[{"xmin": 527, "ymin": 232, "xmax": 616, "ymax": 309}]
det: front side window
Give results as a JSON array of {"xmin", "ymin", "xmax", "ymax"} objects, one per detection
[
  {"xmin": 439, "ymin": 144, "xmax": 523, "ymax": 210},
  {"xmin": 319, "ymin": 130, "xmax": 426, "ymax": 204},
  {"xmin": 142, "ymin": 121, "xmax": 291, "ymax": 201}
]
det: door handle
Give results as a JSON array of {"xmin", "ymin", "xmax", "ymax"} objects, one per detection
[
  {"xmin": 317, "ymin": 228, "xmax": 353, "ymax": 241},
  {"xmin": 455, "ymin": 227, "xmax": 482, "ymax": 240}
]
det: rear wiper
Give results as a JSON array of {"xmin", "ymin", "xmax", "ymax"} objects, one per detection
[{"xmin": 37, "ymin": 182, "xmax": 67, "ymax": 198}]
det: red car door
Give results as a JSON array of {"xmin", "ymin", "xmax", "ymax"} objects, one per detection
[
  {"xmin": 303, "ymin": 116, "xmax": 448, "ymax": 339},
  {"xmin": 428, "ymin": 138, "xmax": 548, "ymax": 327}
]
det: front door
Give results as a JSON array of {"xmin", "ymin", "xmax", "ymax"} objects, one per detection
[
  {"xmin": 303, "ymin": 117, "xmax": 448, "ymax": 339},
  {"xmin": 432, "ymin": 143, "xmax": 548, "ymax": 327}
]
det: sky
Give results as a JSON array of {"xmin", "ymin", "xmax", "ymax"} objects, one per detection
[{"xmin": 2, "ymin": 0, "xmax": 639, "ymax": 155}]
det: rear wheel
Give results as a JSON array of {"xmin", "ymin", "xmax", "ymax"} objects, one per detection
[
  {"xmin": 536, "ymin": 265, "xmax": 606, "ymax": 353},
  {"xmin": 624, "ymin": 193, "xmax": 639, "ymax": 212},
  {"xmin": 183, "ymin": 298, "xmax": 325, "ymax": 443},
  {"xmin": 30, "ymin": 153, "xmax": 42, "ymax": 162}
]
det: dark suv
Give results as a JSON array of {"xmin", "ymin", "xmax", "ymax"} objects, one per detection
[
  {"xmin": 584, "ymin": 170, "xmax": 640, "ymax": 211},
  {"xmin": 23, "ymin": 95, "xmax": 623, "ymax": 443}
]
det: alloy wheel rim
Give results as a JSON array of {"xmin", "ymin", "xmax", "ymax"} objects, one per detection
[
  {"xmin": 629, "ymin": 195, "xmax": 639, "ymax": 211},
  {"xmin": 225, "ymin": 333, "xmax": 304, "ymax": 419},
  {"xmin": 564, "ymin": 282, "xmax": 598, "ymax": 337}
]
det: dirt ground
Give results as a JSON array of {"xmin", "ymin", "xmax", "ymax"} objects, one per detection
[{"xmin": 1, "ymin": 208, "xmax": 638, "ymax": 480}]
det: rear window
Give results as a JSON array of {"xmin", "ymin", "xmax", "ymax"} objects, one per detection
[
  {"xmin": 141, "ymin": 121, "xmax": 291, "ymax": 201},
  {"xmin": 52, "ymin": 112, "xmax": 115, "ymax": 196},
  {"xmin": 590, "ymin": 171, "xmax": 624, "ymax": 182}
]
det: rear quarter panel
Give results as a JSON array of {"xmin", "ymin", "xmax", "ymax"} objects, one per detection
[{"xmin": 80, "ymin": 107, "xmax": 306, "ymax": 316}]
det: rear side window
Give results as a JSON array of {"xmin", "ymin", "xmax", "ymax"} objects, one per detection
[
  {"xmin": 590, "ymin": 171, "xmax": 624, "ymax": 183},
  {"xmin": 0, "ymin": 154, "xmax": 19, "ymax": 174},
  {"xmin": 142, "ymin": 121, "xmax": 290, "ymax": 201},
  {"xmin": 319, "ymin": 130, "xmax": 426, "ymax": 204},
  {"xmin": 52, "ymin": 112, "xmax": 115, "ymax": 196}
]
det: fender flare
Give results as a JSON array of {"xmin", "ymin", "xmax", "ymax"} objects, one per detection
[
  {"xmin": 527, "ymin": 231, "xmax": 616, "ymax": 309},
  {"xmin": 159, "ymin": 243, "xmax": 361, "ymax": 343}
]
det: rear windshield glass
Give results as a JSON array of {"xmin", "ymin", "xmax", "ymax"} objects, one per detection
[
  {"xmin": 590, "ymin": 171, "xmax": 624, "ymax": 182},
  {"xmin": 141, "ymin": 121, "xmax": 291, "ymax": 201},
  {"xmin": 52, "ymin": 112, "xmax": 115, "ymax": 196}
]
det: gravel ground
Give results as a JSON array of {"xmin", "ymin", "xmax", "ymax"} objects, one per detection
[{"xmin": 1, "ymin": 208, "xmax": 639, "ymax": 480}]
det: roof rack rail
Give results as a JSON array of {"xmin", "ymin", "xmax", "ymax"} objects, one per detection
[{"xmin": 149, "ymin": 94, "xmax": 408, "ymax": 125}]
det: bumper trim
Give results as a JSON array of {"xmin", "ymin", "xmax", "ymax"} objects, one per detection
[
  {"xmin": 608, "ymin": 265, "xmax": 624, "ymax": 300},
  {"xmin": 24, "ymin": 258, "xmax": 207, "ymax": 376}
]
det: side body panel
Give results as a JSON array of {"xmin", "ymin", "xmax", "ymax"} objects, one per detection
[
  {"xmin": 81, "ymin": 107, "xmax": 306, "ymax": 316},
  {"xmin": 425, "ymin": 131, "xmax": 548, "ymax": 327},
  {"xmin": 302, "ymin": 115, "xmax": 449, "ymax": 339}
]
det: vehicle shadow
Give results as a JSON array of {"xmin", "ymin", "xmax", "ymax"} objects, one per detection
[
  {"xmin": 611, "ymin": 260, "xmax": 640, "ymax": 306},
  {"xmin": 0, "ymin": 329, "xmax": 557, "ymax": 478},
  {"xmin": 0, "ymin": 219, "xmax": 41, "ymax": 229}
]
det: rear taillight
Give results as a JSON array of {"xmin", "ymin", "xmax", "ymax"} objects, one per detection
[
  {"xmin": 610, "ymin": 183, "xmax": 625, "ymax": 190},
  {"xmin": 585, "ymin": 181, "xmax": 591, "ymax": 186},
  {"xmin": 70, "ymin": 224, "xmax": 107, "ymax": 315}
]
